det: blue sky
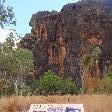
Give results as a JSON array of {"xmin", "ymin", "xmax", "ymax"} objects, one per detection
[{"xmin": 6, "ymin": 0, "xmax": 79, "ymax": 36}]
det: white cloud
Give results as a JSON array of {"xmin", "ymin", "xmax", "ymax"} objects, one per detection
[{"xmin": 0, "ymin": 28, "xmax": 11, "ymax": 43}]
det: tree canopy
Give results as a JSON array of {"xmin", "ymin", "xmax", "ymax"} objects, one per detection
[{"xmin": 0, "ymin": 0, "xmax": 16, "ymax": 27}]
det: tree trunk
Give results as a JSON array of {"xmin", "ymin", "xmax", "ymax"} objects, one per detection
[{"xmin": 14, "ymin": 80, "xmax": 18, "ymax": 96}]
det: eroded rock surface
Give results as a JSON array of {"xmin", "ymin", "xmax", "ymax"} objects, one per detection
[{"xmin": 20, "ymin": 0, "xmax": 112, "ymax": 87}]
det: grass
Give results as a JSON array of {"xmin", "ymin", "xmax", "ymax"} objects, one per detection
[{"xmin": 0, "ymin": 95, "xmax": 112, "ymax": 112}]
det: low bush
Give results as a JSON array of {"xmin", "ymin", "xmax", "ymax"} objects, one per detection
[
  {"xmin": 37, "ymin": 70, "xmax": 62, "ymax": 95},
  {"xmin": 35, "ymin": 70, "xmax": 81, "ymax": 95},
  {"xmin": 61, "ymin": 78, "xmax": 81, "ymax": 95}
]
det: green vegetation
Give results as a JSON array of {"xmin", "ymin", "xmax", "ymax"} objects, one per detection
[
  {"xmin": 0, "ymin": 0, "xmax": 16, "ymax": 27},
  {"xmin": 0, "ymin": 34, "xmax": 33, "ymax": 96},
  {"xmin": 34, "ymin": 70, "xmax": 81, "ymax": 95},
  {"xmin": 37, "ymin": 70, "xmax": 62, "ymax": 95},
  {"xmin": 0, "ymin": 37, "xmax": 112, "ymax": 96},
  {"xmin": 83, "ymin": 47, "xmax": 101, "ymax": 67},
  {"xmin": 61, "ymin": 78, "xmax": 81, "ymax": 95}
]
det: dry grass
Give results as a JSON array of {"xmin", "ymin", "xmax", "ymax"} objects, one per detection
[{"xmin": 0, "ymin": 95, "xmax": 112, "ymax": 112}]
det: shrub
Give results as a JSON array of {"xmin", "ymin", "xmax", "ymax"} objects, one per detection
[
  {"xmin": 102, "ymin": 73, "xmax": 112, "ymax": 94},
  {"xmin": 35, "ymin": 70, "xmax": 81, "ymax": 95},
  {"xmin": 16, "ymin": 83, "xmax": 32, "ymax": 96},
  {"xmin": 0, "ymin": 82, "xmax": 15, "ymax": 96},
  {"xmin": 21, "ymin": 84, "xmax": 32, "ymax": 96},
  {"xmin": 37, "ymin": 70, "xmax": 62, "ymax": 95},
  {"xmin": 90, "ymin": 73, "xmax": 112, "ymax": 94},
  {"xmin": 61, "ymin": 78, "xmax": 81, "ymax": 95},
  {"xmin": 7, "ymin": 83, "xmax": 15, "ymax": 96}
]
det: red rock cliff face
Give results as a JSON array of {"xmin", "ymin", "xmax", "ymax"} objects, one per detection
[{"xmin": 20, "ymin": 0, "xmax": 112, "ymax": 87}]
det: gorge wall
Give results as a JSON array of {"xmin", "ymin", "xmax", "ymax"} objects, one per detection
[{"xmin": 20, "ymin": 0, "xmax": 112, "ymax": 87}]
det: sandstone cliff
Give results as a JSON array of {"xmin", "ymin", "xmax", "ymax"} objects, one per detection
[{"xmin": 20, "ymin": 0, "xmax": 112, "ymax": 87}]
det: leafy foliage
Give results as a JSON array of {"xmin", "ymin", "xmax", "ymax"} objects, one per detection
[
  {"xmin": 34, "ymin": 70, "xmax": 81, "ymax": 95},
  {"xmin": 0, "ymin": 36, "xmax": 33, "ymax": 77},
  {"xmin": 18, "ymin": 83, "xmax": 32, "ymax": 96},
  {"xmin": 89, "ymin": 73, "xmax": 112, "ymax": 94},
  {"xmin": 37, "ymin": 70, "xmax": 62, "ymax": 95},
  {"xmin": 0, "ymin": 35, "xmax": 33, "ymax": 96},
  {"xmin": 61, "ymin": 78, "xmax": 81, "ymax": 95},
  {"xmin": 0, "ymin": 0, "xmax": 16, "ymax": 27},
  {"xmin": 83, "ymin": 47, "xmax": 101, "ymax": 67}
]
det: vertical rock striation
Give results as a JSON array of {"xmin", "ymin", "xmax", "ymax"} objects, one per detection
[{"xmin": 20, "ymin": 0, "xmax": 112, "ymax": 87}]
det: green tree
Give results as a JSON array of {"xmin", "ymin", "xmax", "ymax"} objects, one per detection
[
  {"xmin": 0, "ymin": 35, "xmax": 33, "ymax": 96},
  {"xmin": 0, "ymin": 0, "xmax": 16, "ymax": 96}
]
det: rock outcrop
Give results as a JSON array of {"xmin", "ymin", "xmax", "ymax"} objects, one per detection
[{"xmin": 20, "ymin": 0, "xmax": 112, "ymax": 87}]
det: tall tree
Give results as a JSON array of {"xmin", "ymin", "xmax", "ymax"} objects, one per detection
[{"xmin": 0, "ymin": 34, "xmax": 34, "ymax": 96}]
